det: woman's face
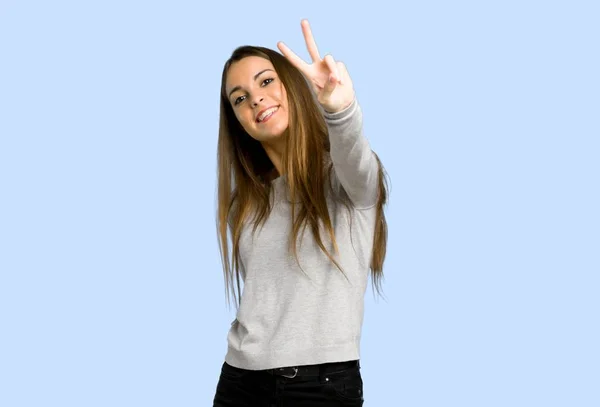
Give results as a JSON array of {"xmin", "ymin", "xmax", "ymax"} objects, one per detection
[{"xmin": 225, "ymin": 56, "xmax": 289, "ymax": 144}]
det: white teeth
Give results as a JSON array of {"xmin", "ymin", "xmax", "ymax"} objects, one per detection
[{"xmin": 258, "ymin": 107, "xmax": 278, "ymax": 122}]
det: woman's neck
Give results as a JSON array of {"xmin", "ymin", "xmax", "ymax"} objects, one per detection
[{"xmin": 261, "ymin": 136, "xmax": 287, "ymax": 178}]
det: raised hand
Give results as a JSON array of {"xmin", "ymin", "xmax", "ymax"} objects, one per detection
[{"xmin": 277, "ymin": 19, "xmax": 355, "ymax": 114}]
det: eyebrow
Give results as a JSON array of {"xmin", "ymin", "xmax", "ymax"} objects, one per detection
[{"xmin": 228, "ymin": 69, "xmax": 274, "ymax": 99}]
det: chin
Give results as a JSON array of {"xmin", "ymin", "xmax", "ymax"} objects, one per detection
[{"xmin": 258, "ymin": 125, "xmax": 288, "ymax": 140}]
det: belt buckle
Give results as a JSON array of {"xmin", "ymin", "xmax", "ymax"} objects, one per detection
[{"xmin": 279, "ymin": 367, "xmax": 298, "ymax": 378}]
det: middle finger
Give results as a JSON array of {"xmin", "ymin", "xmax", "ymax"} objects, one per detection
[{"xmin": 301, "ymin": 19, "xmax": 321, "ymax": 63}]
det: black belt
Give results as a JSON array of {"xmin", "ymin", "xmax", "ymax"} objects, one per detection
[{"xmin": 265, "ymin": 359, "xmax": 359, "ymax": 379}]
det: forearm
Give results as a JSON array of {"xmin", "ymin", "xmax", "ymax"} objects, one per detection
[{"xmin": 323, "ymin": 97, "xmax": 379, "ymax": 208}]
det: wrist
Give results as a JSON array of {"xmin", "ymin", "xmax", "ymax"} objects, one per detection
[{"xmin": 322, "ymin": 96, "xmax": 356, "ymax": 116}]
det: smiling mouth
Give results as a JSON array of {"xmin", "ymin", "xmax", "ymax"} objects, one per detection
[{"xmin": 256, "ymin": 106, "xmax": 279, "ymax": 123}]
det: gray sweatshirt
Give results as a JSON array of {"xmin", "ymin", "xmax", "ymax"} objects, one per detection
[{"xmin": 224, "ymin": 97, "xmax": 381, "ymax": 370}]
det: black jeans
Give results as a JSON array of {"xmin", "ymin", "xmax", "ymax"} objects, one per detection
[{"xmin": 212, "ymin": 359, "xmax": 364, "ymax": 406}]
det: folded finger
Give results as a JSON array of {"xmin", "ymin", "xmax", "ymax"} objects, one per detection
[{"xmin": 323, "ymin": 54, "xmax": 341, "ymax": 83}]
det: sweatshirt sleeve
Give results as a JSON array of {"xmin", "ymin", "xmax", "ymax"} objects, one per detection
[{"xmin": 323, "ymin": 97, "xmax": 379, "ymax": 209}]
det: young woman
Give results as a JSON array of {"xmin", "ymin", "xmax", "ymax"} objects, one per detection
[{"xmin": 212, "ymin": 19, "xmax": 389, "ymax": 407}]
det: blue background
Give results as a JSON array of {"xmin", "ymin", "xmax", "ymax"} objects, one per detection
[{"xmin": 1, "ymin": 1, "xmax": 598, "ymax": 406}]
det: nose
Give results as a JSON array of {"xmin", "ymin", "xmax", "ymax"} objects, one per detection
[{"xmin": 252, "ymin": 95, "xmax": 264, "ymax": 107}]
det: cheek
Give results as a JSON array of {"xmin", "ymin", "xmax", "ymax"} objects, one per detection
[
  {"xmin": 280, "ymin": 83, "xmax": 287, "ymax": 101},
  {"xmin": 234, "ymin": 109, "xmax": 251, "ymax": 126},
  {"xmin": 281, "ymin": 88, "xmax": 289, "ymax": 111}
]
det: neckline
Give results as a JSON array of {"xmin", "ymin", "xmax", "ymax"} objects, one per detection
[{"xmin": 270, "ymin": 174, "xmax": 286, "ymax": 185}]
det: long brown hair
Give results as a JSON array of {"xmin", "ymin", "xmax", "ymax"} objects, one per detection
[{"xmin": 216, "ymin": 45, "xmax": 389, "ymax": 310}]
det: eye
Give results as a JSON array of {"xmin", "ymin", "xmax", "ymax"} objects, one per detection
[{"xmin": 232, "ymin": 78, "xmax": 275, "ymax": 106}]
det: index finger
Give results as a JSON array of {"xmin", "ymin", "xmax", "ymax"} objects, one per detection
[{"xmin": 277, "ymin": 41, "xmax": 310, "ymax": 73}]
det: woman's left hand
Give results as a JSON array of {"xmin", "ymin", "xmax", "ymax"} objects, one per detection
[{"xmin": 277, "ymin": 19, "xmax": 355, "ymax": 114}]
